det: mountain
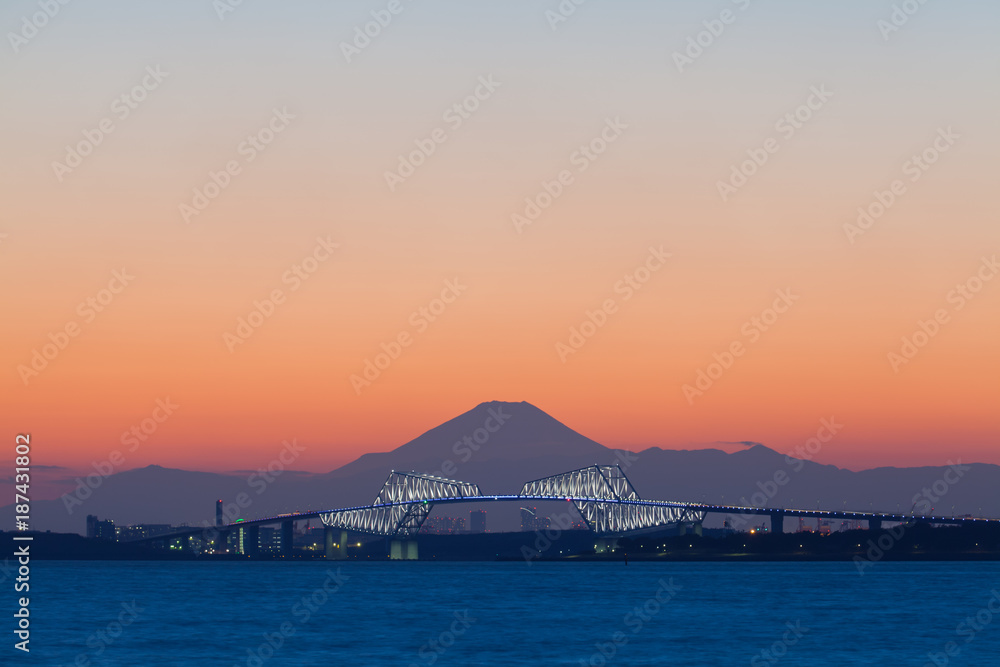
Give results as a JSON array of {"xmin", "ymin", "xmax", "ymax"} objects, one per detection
[
  {"xmin": 7, "ymin": 401, "xmax": 999, "ymax": 534},
  {"xmin": 320, "ymin": 400, "xmax": 617, "ymax": 491}
]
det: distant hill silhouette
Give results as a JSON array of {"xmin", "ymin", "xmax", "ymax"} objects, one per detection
[{"xmin": 7, "ymin": 401, "xmax": 999, "ymax": 534}]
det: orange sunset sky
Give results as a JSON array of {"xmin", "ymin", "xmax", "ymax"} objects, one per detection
[{"xmin": 2, "ymin": 1, "xmax": 998, "ymax": 490}]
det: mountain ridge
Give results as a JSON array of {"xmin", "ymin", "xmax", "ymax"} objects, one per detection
[{"xmin": 6, "ymin": 401, "xmax": 998, "ymax": 534}]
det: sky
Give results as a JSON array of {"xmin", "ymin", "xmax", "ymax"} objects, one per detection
[{"xmin": 2, "ymin": 0, "xmax": 998, "ymax": 487}]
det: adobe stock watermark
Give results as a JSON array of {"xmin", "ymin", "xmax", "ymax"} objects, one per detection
[
  {"xmin": 61, "ymin": 398, "xmax": 180, "ymax": 514},
  {"xmin": 430, "ymin": 405, "xmax": 512, "ymax": 479},
  {"xmin": 350, "ymin": 278, "xmax": 467, "ymax": 395},
  {"xmin": 0, "ymin": 558, "xmax": 16, "ymax": 585},
  {"xmin": 750, "ymin": 620, "xmax": 810, "ymax": 667},
  {"xmin": 726, "ymin": 417, "xmax": 843, "ymax": 531},
  {"xmin": 922, "ymin": 589, "xmax": 1000, "ymax": 667},
  {"xmin": 555, "ymin": 246, "xmax": 670, "ymax": 362},
  {"xmin": 80, "ymin": 601, "xmax": 144, "ymax": 663},
  {"xmin": 219, "ymin": 440, "xmax": 307, "ymax": 524},
  {"xmin": 384, "ymin": 75, "xmax": 501, "ymax": 192},
  {"xmin": 7, "ymin": 0, "xmax": 74, "ymax": 55},
  {"xmin": 191, "ymin": 439, "xmax": 307, "ymax": 555},
  {"xmin": 843, "ymin": 126, "xmax": 959, "ymax": 244},
  {"xmin": 521, "ymin": 509, "xmax": 582, "ymax": 565},
  {"xmin": 213, "ymin": 0, "xmax": 246, "ymax": 21},
  {"xmin": 407, "ymin": 610, "xmax": 477, "ymax": 667},
  {"xmin": 716, "ymin": 85, "xmax": 834, "ymax": 203},
  {"xmin": 911, "ymin": 461, "xmax": 971, "ymax": 516},
  {"xmin": 545, "ymin": 0, "xmax": 590, "ymax": 31},
  {"xmin": 179, "ymin": 107, "xmax": 296, "ymax": 223},
  {"xmin": 17, "ymin": 268, "xmax": 135, "ymax": 386},
  {"xmin": 223, "ymin": 236, "xmax": 339, "ymax": 352},
  {"xmin": 52, "ymin": 65, "xmax": 168, "ymax": 183},
  {"xmin": 887, "ymin": 255, "xmax": 997, "ymax": 373},
  {"xmin": 235, "ymin": 568, "xmax": 349, "ymax": 667},
  {"xmin": 682, "ymin": 288, "xmax": 799, "ymax": 405},
  {"xmin": 521, "ymin": 451, "xmax": 638, "ymax": 565},
  {"xmin": 877, "ymin": 0, "xmax": 933, "ymax": 42},
  {"xmin": 512, "ymin": 117, "xmax": 628, "ymax": 234},
  {"xmin": 853, "ymin": 460, "xmax": 970, "ymax": 575},
  {"xmin": 672, "ymin": 0, "xmax": 753, "ymax": 73},
  {"xmin": 580, "ymin": 578, "xmax": 681, "ymax": 666},
  {"xmin": 339, "ymin": 0, "xmax": 417, "ymax": 63}
]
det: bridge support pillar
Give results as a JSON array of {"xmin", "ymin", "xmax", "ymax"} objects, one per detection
[
  {"xmin": 677, "ymin": 523, "xmax": 687, "ymax": 537},
  {"xmin": 281, "ymin": 520, "xmax": 294, "ymax": 556},
  {"xmin": 213, "ymin": 530, "xmax": 229, "ymax": 554},
  {"xmin": 693, "ymin": 523, "xmax": 703, "ymax": 537},
  {"xmin": 868, "ymin": 518, "xmax": 882, "ymax": 532},
  {"xmin": 770, "ymin": 513, "xmax": 784, "ymax": 534},
  {"xmin": 325, "ymin": 527, "xmax": 348, "ymax": 560},
  {"xmin": 389, "ymin": 540, "xmax": 418, "ymax": 560},
  {"xmin": 595, "ymin": 538, "xmax": 618, "ymax": 554},
  {"xmin": 243, "ymin": 526, "xmax": 260, "ymax": 557}
]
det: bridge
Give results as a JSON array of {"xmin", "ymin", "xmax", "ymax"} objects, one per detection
[{"xmin": 124, "ymin": 464, "xmax": 1000, "ymax": 559}]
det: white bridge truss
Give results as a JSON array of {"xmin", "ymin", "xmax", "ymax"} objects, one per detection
[
  {"xmin": 520, "ymin": 464, "xmax": 642, "ymax": 501},
  {"xmin": 319, "ymin": 465, "xmax": 704, "ymax": 539},
  {"xmin": 320, "ymin": 472, "xmax": 480, "ymax": 538},
  {"xmin": 520, "ymin": 465, "xmax": 706, "ymax": 536}
]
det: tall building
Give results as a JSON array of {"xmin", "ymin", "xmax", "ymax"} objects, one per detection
[
  {"xmin": 237, "ymin": 526, "xmax": 251, "ymax": 554},
  {"xmin": 86, "ymin": 515, "xmax": 117, "ymax": 541},
  {"xmin": 520, "ymin": 507, "xmax": 538, "ymax": 532},
  {"xmin": 470, "ymin": 510, "xmax": 486, "ymax": 533},
  {"xmin": 422, "ymin": 516, "xmax": 466, "ymax": 534},
  {"xmin": 258, "ymin": 527, "xmax": 281, "ymax": 554},
  {"xmin": 216, "ymin": 499, "xmax": 223, "ymax": 526}
]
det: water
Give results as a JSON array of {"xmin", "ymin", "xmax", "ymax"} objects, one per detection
[{"xmin": 13, "ymin": 561, "xmax": 1000, "ymax": 665}]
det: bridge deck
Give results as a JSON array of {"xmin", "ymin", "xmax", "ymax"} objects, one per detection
[{"xmin": 123, "ymin": 495, "xmax": 1000, "ymax": 544}]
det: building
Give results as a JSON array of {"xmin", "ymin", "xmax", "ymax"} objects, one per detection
[
  {"xmin": 521, "ymin": 507, "xmax": 538, "ymax": 532},
  {"xmin": 520, "ymin": 508, "xmax": 554, "ymax": 532},
  {"xmin": 116, "ymin": 524, "xmax": 171, "ymax": 541},
  {"xmin": 302, "ymin": 526, "xmax": 326, "ymax": 551},
  {"xmin": 237, "ymin": 525, "xmax": 253, "ymax": 554},
  {"xmin": 469, "ymin": 510, "xmax": 486, "ymax": 533},
  {"xmin": 422, "ymin": 516, "xmax": 466, "ymax": 534},
  {"xmin": 259, "ymin": 527, "xmax": 282, "ymax": 554},
  {"xmin": 86, "ymin": 515, "xmax": 117, "ymax": 541}
]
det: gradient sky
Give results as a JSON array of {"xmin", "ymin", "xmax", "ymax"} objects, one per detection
[{"xmin": 3, "ymin": 0, "xmax": 998, "ymax": 487}]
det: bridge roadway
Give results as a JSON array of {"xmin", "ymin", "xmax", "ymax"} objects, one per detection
[
  {"xmin": 125, "ymin": 494, "xmax": 1000, "ymax": 550},
  {"xmin": 121, "ymin": 465, "xmax": 1000, "ymax": 557}
]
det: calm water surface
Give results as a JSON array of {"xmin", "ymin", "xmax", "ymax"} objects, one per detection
[{"xmin": 12, "ymin": 561, "xmax": 1000, "ymax": 665}]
